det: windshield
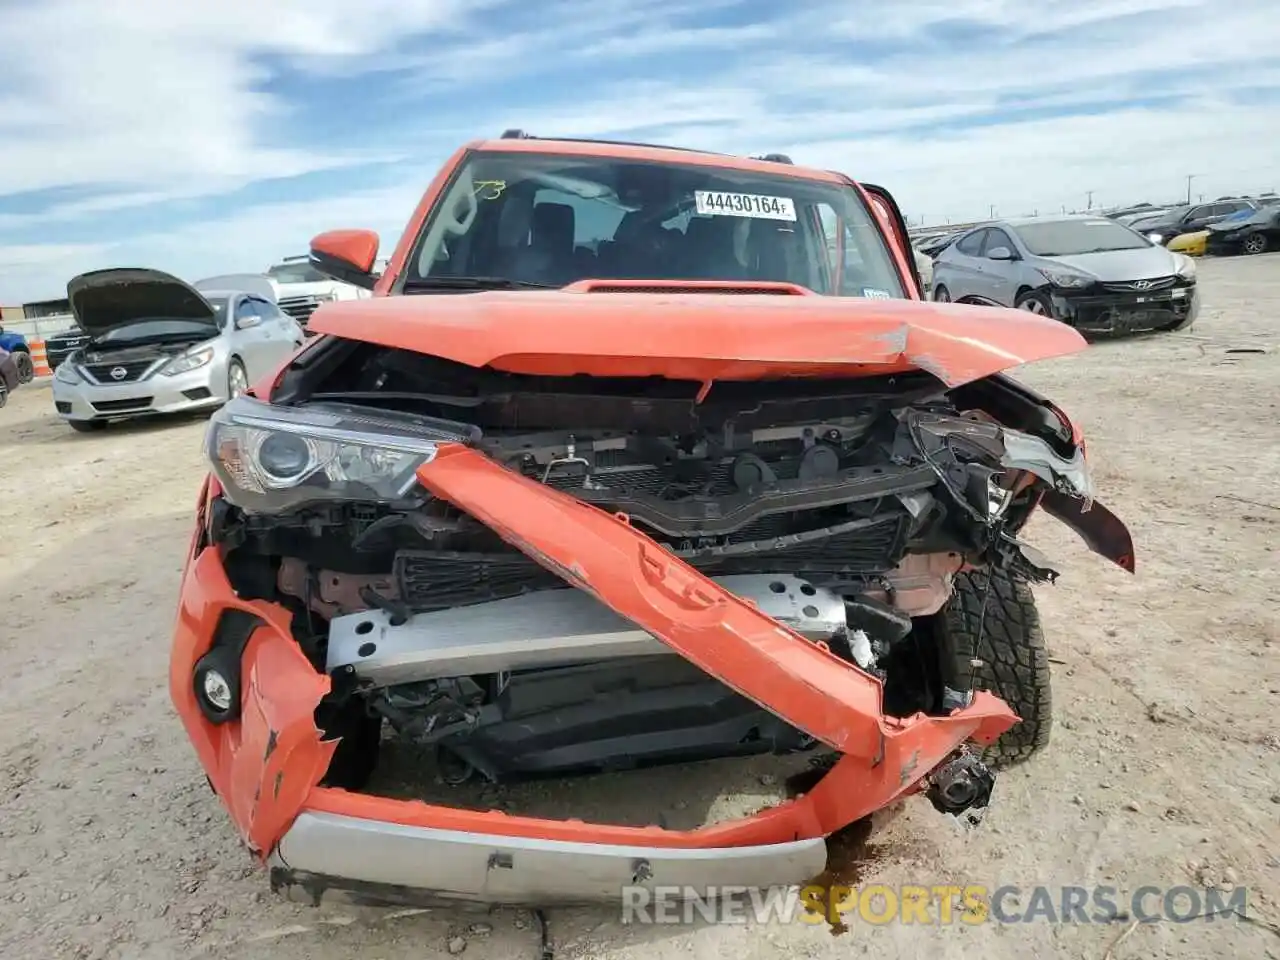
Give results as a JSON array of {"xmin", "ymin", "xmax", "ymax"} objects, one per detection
[
  {"xmin": 268, "ymin": 262, "xmax": 328, "ymax": 283},
  {"xmin": 93, "ymin": 300, "xmax": 226, "ymax": 343},
  {"xmin": 402, "ymin": 151, "xmax": 907, "ymax": 298},
  {"xmin": 1014, "ymin": 219, "xmax": 1150, "ymax": 257}
]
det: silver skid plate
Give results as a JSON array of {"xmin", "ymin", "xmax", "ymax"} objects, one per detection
[{"xmin": 326, "ymin": 574, "xmax": 847, "ymax": 688}]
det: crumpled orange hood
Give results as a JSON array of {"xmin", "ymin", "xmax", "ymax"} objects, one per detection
[{"xmin": 306, "ymin": 283, "xmax": 1088, "ymax": 387}]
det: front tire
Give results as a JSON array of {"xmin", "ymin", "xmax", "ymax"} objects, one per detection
[
  {"xmin": 1242, "ymin": 232, "xmax": 1268, "ymax": 255},
  {"xmin": 14, "ymin": 350, "xmax": 34, "ymax": 383},
  {"xmin": 938, "ymin": 568, "xmax": 1052, "ymax": 767},
  {"xmin": 933, "ymin": 285, "xmax": 951, "ymax": 303},
  {"xmin": 226, "ymin": 359, "xmax": 249, "ymax": 399},
  {"xmin": 68, "ymin": 420, "xmax": 106, "ymax": 433},
  {"xmin": 1014, "ymin": 290, "xmax": 1055, "ymax": 318}
]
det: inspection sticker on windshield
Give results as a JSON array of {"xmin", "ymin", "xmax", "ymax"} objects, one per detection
[{"xmin": 695, "ymin": 191, "xmax": 796, "ymax": 221}]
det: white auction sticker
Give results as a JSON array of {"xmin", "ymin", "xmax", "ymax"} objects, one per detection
[{"xmin": 695, "ymin": 191, "xmax": 796, "ymax": 221}]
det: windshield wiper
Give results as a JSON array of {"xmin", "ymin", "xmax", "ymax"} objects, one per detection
[{"xmin": 402, "ymin": 276, "xmax": 557, "ymax": 291}]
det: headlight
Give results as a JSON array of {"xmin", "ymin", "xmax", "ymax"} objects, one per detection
[
  {"xmin": 1147, "ymin": 233, "xmax": 1164, "ymax": 244},
  {"xmin": 161, "ymin": 345, "xmax": 215, "ymax": 376},
  {"xmin": 1039, "ymin": 269, "xmax": 1094, "ymax": 289},
  {"xmin": 54, "ymin": 362, "xmax": 82, "ymax": 384},
  {"xmin": 1174, "ymin": 254, "xmax": 1196, "ymax": 279},
  {"xmin": 206, "ymin": 395, "xmax": 477, "ymax": 513}
]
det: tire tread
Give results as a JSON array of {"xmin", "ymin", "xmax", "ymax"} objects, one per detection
[{"xmin": 944, "ymin": 569, "xmax": 1052, "ymax": 767}]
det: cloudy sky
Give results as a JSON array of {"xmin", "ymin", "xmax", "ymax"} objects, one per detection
[{"xmin": 1, "ymin": 0, "xmax": 1277, "ymax": 302}]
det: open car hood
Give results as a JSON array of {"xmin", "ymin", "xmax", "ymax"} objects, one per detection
[
  {"xmin": 67, "ymin": 268, "xmax": 219, "ymax": 339},
  {"xmin": 307, "ymin": 281, "xmax": 1089, "ymax": 387}
]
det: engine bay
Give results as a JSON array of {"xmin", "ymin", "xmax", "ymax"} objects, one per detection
[{"xmin": 209, "ymin": 342, "xmax": 1087, "ymax": 791}]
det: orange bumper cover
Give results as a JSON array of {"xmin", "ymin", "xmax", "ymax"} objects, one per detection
[{"xmin": 171, "ymin": 445, "xmax": 1017, "ymax": 864}]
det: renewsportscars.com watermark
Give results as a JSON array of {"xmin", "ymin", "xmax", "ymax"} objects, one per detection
[{"xmin": 620, "ymin": 883, "xmax": 1250, "ymax": 926}]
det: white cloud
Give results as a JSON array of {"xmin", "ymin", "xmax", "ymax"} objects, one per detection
[{"xmin": 2, "ymin": 0, "xmax": 1279, "ymax": 301}]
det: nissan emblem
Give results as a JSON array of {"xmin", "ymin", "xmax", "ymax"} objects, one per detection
[{"xmin": 110, "ymin": 366, "xmax": 127, "ymax": 380}]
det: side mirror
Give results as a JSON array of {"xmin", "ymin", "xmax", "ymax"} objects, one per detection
[
  {"xmin": 986, "ymin": 245, "xmax": 1015, "ymax": 261},
  {"xmin": 235, "ymin": 315, "xmax": 260, "ymax": 330},
  {"xmin": 310, "ymin": 229, "xmax": 380, "ymax": 291}
]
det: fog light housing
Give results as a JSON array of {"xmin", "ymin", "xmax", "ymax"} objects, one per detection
[
  {"xmin": 193, "ymin": 645, "xmax": 243, "ymax": 723},
  {"xmin": 202, "ymin": 670, "xmax": 233, "ymax": 712}
]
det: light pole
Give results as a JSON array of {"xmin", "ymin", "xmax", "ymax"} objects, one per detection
[
  {"xmin": 1086, "ymin": 190, "xmax": 1095, "ymax": 210},
  {"xmin": 1185, "ymin": 174, "xmax": 1197, "ymax": 204}
]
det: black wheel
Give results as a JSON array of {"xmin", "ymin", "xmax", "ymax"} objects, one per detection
[
  {"xmin": 1242, "ymin": 232, "xmax": 1268, "ymax": 255},
  {"xmin": 13, "ymin": 350, "xmax": 34, "ymax": 383},
  {"xmin": 226, "ymin": 358, "xmax": 249, "ymax": 399},
  {"xmin": 68, "ymin": 420, "xmax": 106, "ymax": 433},
  {"xmin": 936, "ymin": 568, "xmax": 1051, "ymax": 767},
  {"xmin": 933, "ymin": 285, "xmax": 950, "ymax": 303},
  {"xmin": 0, "ymin": 386, "xmax": 7, "ymax": 409},
  {"xmin": 1014, "ymin": 290, "xmax": 1055, "ymax": 318}
]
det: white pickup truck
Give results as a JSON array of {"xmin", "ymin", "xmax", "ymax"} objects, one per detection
[{"xmin": 265, "ymin": 256, "xmax": 372, "ymax": 331}]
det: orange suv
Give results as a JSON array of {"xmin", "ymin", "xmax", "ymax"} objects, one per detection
[{"xmin": 170, "ymin": 132, "xmax": 1133, "ymax": 907}]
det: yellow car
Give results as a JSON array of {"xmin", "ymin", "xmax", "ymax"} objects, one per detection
[{"xmin": 1168, "ymin": 230, "xmax": 1207, "ymax": 256}]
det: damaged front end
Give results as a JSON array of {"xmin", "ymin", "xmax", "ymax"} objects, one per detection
[{"xmin": 172, "ymin": 349, "xmax": 1132, "ymax": 906}]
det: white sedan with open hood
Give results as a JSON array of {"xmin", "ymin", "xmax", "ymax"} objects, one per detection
[{"xmin": 52, "ymin": 269, "xmax": 306, "ymax": 433}]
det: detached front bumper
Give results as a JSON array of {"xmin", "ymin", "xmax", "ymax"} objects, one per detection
[
  {"xmin": 1049, "ymin": 281, "xmax": 1199, "ymax": 334},
  {"xmin": 172, "ymin": 452, "xmax": 1018, "ymax": 907},
  {"xmin": 52, "ymin": 362, "xmax": 227, "ymax": 421}
]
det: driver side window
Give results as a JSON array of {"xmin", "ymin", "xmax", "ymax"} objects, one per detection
[
  {"xmin": 234, "ymin": 298, "xmax": 259, "ymax": 328},
  {"xmin": 956, "ymin": 229, "xmax": 987, "ymax": 256}
]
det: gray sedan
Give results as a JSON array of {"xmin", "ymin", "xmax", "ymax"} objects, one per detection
[
  {"xmin": 52, "ymin": 268, "xmax": 306, "ymax": 432},
  {"xmin": 930, "ymin": 216, "xmax": 1199, "ymax": 335}
]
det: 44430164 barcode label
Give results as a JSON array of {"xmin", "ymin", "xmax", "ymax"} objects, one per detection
[{"xmin": 694, "ymin": 191, "xmax": 796, "ymax": 221}]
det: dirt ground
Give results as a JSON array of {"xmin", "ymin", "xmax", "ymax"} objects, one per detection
[{"xmin": 2, "ymin": 255, "xmax": 1279, "ymax": 960}]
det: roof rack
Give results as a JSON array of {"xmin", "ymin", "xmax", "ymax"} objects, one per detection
[
  {"xmin": 492, "ymin": 131, "xmax": 730, "ymax": 156},
  {"xmin": 491, "ymin": 133, "xmax": 795, "ymax": 165}
]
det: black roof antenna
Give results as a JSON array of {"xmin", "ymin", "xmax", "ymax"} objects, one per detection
[
  {"xmin": 501, "ymin": 129, "xmax": 532, "ymax": 139},
  {"xmin": 754, "ymin": 153, "xmax": 794, "ymax": 164}
]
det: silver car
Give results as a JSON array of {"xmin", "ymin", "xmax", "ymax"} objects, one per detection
[
  {"xmin": 930, "ymin": 215, "xmax": 1199, "ymax": 335},
  {"xmin": 52, "ymin": 268, "xmax": 306, "ymax": 433}
]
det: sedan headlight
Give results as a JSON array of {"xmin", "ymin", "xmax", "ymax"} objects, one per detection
[
  {"xmin": 1039, "ymin": 268, "xmax": 1094, "ymax": 289},
  {"xmin": 207, "ymin": 395, "xmax": 477, "ymax": 513},
  {"xmin": 54, "ymin": 361, "xmax": 82, "ymax": 384},
  {"xmin": 161, "ymin": 345, "xmax": 215, "ymax": 376},
  {"xmin": 1174, "ymin": 254, "xmax": 1196, "ymax": 279}
]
